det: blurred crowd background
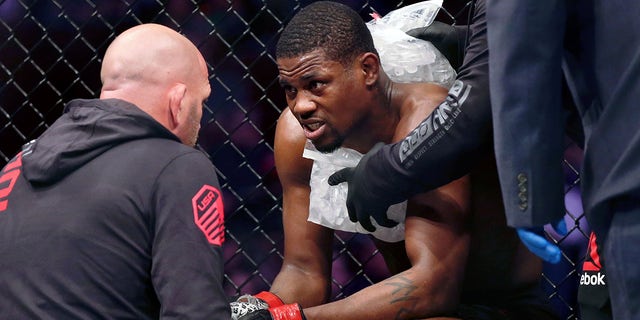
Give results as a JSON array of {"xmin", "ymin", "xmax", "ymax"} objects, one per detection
[{"xmin": 0, "ymin": 1, "xmax": 590, "ymax": 318}]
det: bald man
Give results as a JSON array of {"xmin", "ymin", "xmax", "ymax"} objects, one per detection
[{"xmin": 0, "ymin": 24, "xmax": 229, "ymax": 319}]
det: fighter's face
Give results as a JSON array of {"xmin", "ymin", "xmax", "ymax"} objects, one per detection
[{"xmin": 277, "ymin": 50, "xmax": 368, "ymax": 153}]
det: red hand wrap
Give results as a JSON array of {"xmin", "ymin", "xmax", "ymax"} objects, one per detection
[
  {"xmin": 268, "ymin": 303, "xmax": 305, "ymax": 320},
  {"xmin": 255, "ymin": 291, "xmax": 284, "ymax": 308}
]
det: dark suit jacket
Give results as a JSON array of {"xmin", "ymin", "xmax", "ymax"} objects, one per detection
[{"xmin": 487, "ymin": 0, "xmax": 640, "ymax": 230}]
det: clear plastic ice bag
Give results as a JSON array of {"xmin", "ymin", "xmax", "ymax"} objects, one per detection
[
  {"xmin": 371, "ymin": 0, "xmax": 443, "ymax": 32},
  {"xmin": 367, "ymin": 0, "xmax": 456, "ymax": 87}
]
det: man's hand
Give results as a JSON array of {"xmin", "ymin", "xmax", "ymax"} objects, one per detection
[
  {"xmin": 328, "ymin": 143, "xmax": 400, "ymax": 232},
  {"xmin": 406, "ymin": 21, "xmax": 468, "ymax": 70},
  {"xmin": 238, "ymin": 303, "xmax": 306, "ymax": 320},
  {"xmin": 517, "ymin": 219, "xmax": 567, "ymax": 264}
]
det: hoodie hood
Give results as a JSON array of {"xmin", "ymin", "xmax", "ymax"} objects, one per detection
[{"xmin": 22, "ymin": 98, "xmax": 180, "ymax": 185}]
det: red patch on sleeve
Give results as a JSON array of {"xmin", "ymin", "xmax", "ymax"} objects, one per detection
[
  {"xmin": 192, "ymin": 185, "xmax": 225, "ymax": 246},
  {"xmin": 0, "ymin": 152, "xmax": 23, "ymax": 213}
]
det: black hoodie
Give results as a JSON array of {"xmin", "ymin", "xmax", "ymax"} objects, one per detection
[{"xmin": 0, "ymin": 99, "xmax": 230, "ymax": 319}]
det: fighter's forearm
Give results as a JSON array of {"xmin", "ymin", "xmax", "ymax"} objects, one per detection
[
  {"xmin": 303, "ymin": 269, "xmax": 458, "ymax": 320},
  {"xmin": 270, "ymin": 264, "xmax": 332, "ymax": 308}
]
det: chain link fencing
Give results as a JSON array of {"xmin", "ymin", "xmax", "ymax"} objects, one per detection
[{"xmin": 0, "ymin": 0, "xmax": 589, "ymax": 318}]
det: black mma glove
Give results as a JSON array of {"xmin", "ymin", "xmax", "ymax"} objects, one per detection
[
  {"xmin": 406, "ymin": 21, "xmax": 468, "ymax": 70},
  {"xmin": 328, "ymin": 143, "xmax": 408, "ymax": 232},
  {"xmin": 231, "ymin": 291, "xmax": 284, "ymax": 320},
  {"xmin": 238, "ymin": 303, "xmax": 306, "ymax": 320}
]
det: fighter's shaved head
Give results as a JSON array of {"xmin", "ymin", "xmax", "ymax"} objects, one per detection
[
  {"xmin": 276, "ymin": 1, "xmax": 377, "ymax": 66},
  {"xmin": 99, "ymin": 23, "xmax": 210, "ymax": 146}
]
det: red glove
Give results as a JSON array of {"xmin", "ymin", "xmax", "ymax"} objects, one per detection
[
  {"xmin": 254, "ymin": 291, "xmax": 284, "ymax": 307},
  {"xmin": 238, "ymin": 303, "xmax": 306, "ymax": 320}
]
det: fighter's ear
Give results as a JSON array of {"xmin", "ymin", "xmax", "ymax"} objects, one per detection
[
  {"xmin": 360, "ymin": 52, "xmax": 380, "ymax": 87},
  {"xmin": 168, "ymin": 83, "xmax": 187, "ymax": 128}
]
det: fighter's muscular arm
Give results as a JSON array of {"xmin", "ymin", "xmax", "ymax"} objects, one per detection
[
  {"xmin": 269, "ymin": 109, "xmax": 335, "ymax": 307},
  {"xmin": 303, "ymin": 177, "xmax": 471, "ymax": 320}
]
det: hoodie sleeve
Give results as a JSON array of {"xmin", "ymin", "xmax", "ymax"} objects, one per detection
[{"xmin": 150, "ymin": 150, "xmax": 230, "ymax": 319}]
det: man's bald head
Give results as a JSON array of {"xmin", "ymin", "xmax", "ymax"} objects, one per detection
[
  {"xmin": 100, "ymin": 23, "xmax": 205, "ymax": 94},
  {"xmin": 99, "ymin": 23, "xmax": 210, "ymax": 146}
]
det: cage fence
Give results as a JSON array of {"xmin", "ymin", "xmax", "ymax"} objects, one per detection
[{"xmin": 0, "ymin": 0, "xmax": 588, "ymax": 319}]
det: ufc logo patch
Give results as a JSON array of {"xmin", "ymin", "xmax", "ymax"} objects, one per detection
[{"xmin": 192, "ymin": 185, "xmax": 225, "ymax": 246}]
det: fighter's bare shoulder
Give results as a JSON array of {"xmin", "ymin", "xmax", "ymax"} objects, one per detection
[{"xmin": 393, "ymin": 82, "xmax": 449, "ymax": 142}]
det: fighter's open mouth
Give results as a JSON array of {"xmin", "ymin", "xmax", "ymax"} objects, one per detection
[
  {"xmin": 304, "ymin": 122, "xmax": 323, "ymax": 131},
  {"xmin": 301, "ymin": 121, "xmax": 326, "ymax": 140}
]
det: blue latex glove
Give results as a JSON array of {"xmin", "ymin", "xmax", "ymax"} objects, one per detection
[{"xmin": 517, "ymin": 219, "xmax": 567, "ymax": 264}]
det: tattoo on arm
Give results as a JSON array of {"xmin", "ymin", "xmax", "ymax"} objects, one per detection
[{"xmin": 384, "ymin": 275, "xmax": 419, "ymax": 319}]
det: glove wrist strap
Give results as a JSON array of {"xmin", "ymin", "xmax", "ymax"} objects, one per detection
[
  {"xmin": 255, "ymin": 291, "xmax": 284, "ymax": 308},
  {"xmin": 268, "ymin": 303, "xmax": 305, "ymax": 320}
]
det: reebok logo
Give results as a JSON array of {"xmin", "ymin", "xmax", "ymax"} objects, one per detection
[
  {"xmin": 580, "ymin": 272, "xmax": 606, "ymax": 286},
  {"xmin": 580, "ymin": 232, "xmax": 607, "ymax": 287}
]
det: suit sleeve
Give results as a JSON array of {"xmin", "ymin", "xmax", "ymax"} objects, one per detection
[
  {"xmin": 362, "ymin": 0, "xmax": 494, "ymax": 202},
  {"xmin": 487, "ymin": 0, "xmax": 566, "ymax": 227},
  {"xmin": 151, "ymin": 151, "xmax": 230, "ymax": 319}
]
